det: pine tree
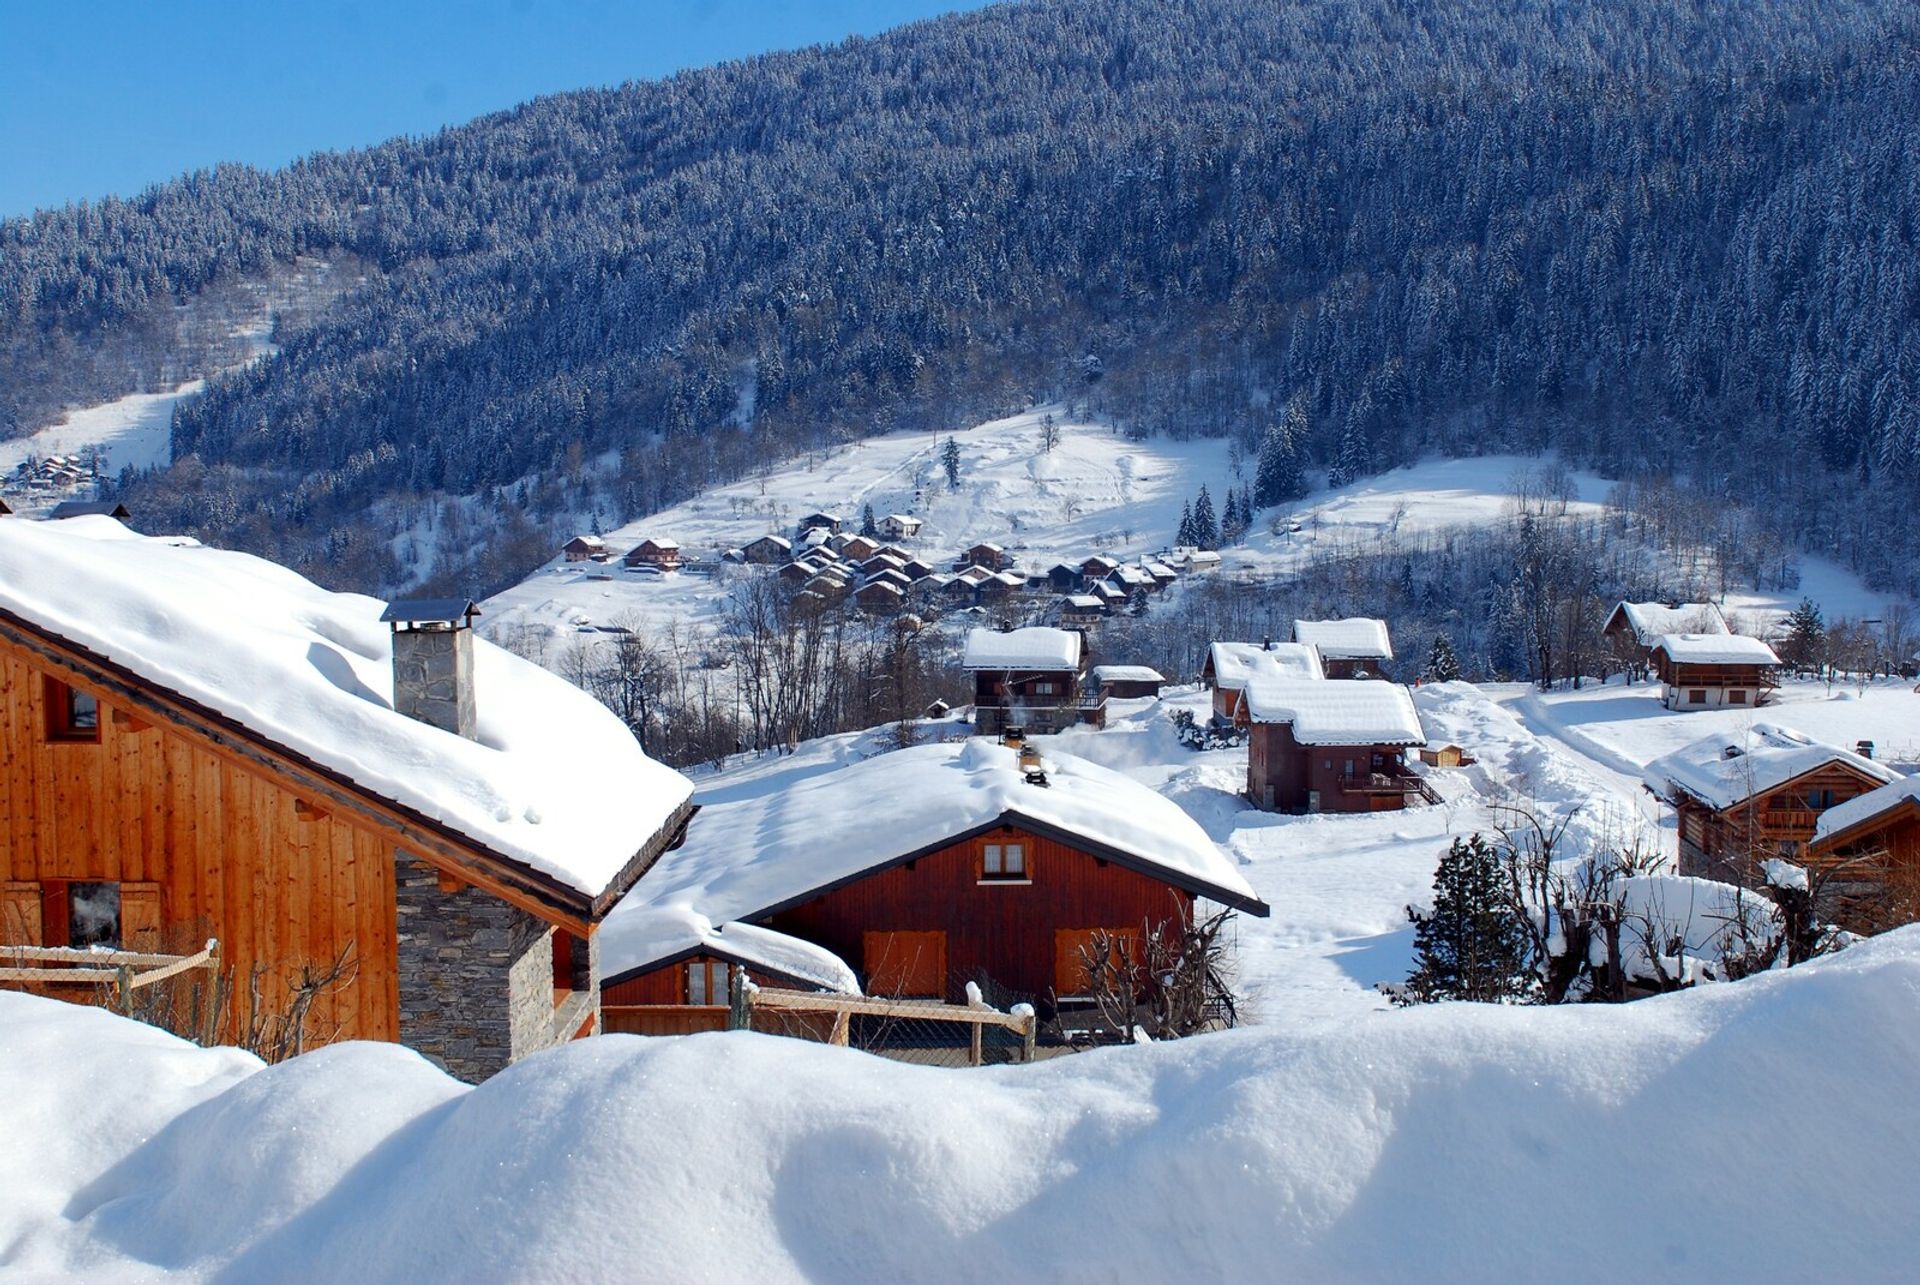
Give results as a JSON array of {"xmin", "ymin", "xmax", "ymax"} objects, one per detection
[
  {"xmin": 1399, "ymin": 834, "xmax": 1534, "ymax": 1005},
  {"xmin": 1253, "ymin": 402, "xmax": 1308, "ymax": 508},
  {"xmin": 942, "ymin": 436, "xmax": 962, "ymax": 490},
  {"xmin": 1177, "ymin": 500, "xmax": 1195, "ymax": 547},
  {"xmin": 1328, "ymin": 420, "xmax": 1368, "ymax": 489},
  {"xmin": 1422, "ymin": 633, "xmax": 1463, "ymax": 683},
  {"xmin": 1780, "ymin": 598, "xmax": 1826, "ymax": 672},
  {"xmin": 860, "ymin": 503, "xmax": 878, "ymax": 538},
  {"xmin": 1128, "ymin": 588, "xmax": 1150, "ymax": 617},
  {"xmin": 1219, "ymin": 489, "xmax": 1244, "ymax": 544},
  {"xmin": 1192, "ymin": 485, "xmax": 1219, "ymax": 547}
]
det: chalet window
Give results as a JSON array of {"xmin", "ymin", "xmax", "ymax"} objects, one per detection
[
  {"xmin": 1728, "ymin": 690, "xmax": 1748, "ymax": 705},
  {"xmin": 981, "ymin": 841, "xmax": 1028, "ymax": 882},
  {"xmin": 687, "ymin": 959, "xmax": 731, "ymax": 1005},
  {"xmin": 45, "ymin": 677, "xmax": 100, "ymax": 742},
  {"xmin": 1035, "ymin": 681, "xmax": 1056, "ymax": 696},
  {"xmin": 1688, "ymin": 689, "xmax": 1707, "ymax": 705},
  {"xmin": 1802, "ymin": 788, "xmax": 1839, "ymax": 811}
]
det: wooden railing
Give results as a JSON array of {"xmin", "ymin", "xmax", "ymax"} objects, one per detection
[
  {"xmin": 741, "ymin": 982, "xmax": 1040, "ymax": 1065},
  {"xmin": 0, "ymin": 940, "xmax": 218, "ymax": 1013}
]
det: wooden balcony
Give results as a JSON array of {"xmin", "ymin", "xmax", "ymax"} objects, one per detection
[
  {"xmin": 1758, "ymin": 808, "xmax": 1820, "ymax": 839},
  {"xmin": 974, "ymin": 703, "xmax": 1099, "ymax": 736}
]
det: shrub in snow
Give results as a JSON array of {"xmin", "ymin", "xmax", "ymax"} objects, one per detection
[
  {"xmin": 1399, "ymin": 834, "xmax": 1536, "ymax": 1005},
  {"xmin": 1170, "ymin": 706, "xmax": 1246, "ymax": 752}
]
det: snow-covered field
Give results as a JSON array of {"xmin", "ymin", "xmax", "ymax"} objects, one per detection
[
  {"xmin": 8, "ymin": 929, "xmax": 1920, "ymax": 1282},
  {"xmin": 0, "ymin": 380, "xmax": 202, "ymax": 482},
  {"xmin": 481, "ymin": 408, "xmax": 1905, "ymax": 656}
]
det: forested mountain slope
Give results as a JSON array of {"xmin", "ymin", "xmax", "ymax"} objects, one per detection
[{"xmin": 5, "ymin": 0, "xmax": 1919, "ymax": 595}]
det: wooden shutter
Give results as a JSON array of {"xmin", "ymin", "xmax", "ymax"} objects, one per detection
[
  {"xmin": 3, "ymin": 882, "xmax": 42, "ymax": 946},
  {"xmin": 862, "ymin": 930, "xmax": 946, "ymax": 998},
  {"xmin": 120, "ymin": 883, "xmax": 164, "ymax": 952},
  {"xmin": 1054, "ymin": 928, "xmax": 1140, "ymax": 996}
]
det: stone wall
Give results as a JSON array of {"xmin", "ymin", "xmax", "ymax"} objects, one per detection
[{"xmin": 394, "ymin": 853, "xmax": 574, "ymax": 1081}]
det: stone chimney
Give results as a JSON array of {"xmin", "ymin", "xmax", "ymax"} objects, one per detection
[{"xmin": 381, "ymin": 598, "xmax": 480, "ymax": 739}]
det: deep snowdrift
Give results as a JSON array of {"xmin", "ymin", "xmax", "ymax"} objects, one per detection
[{"xmin": 7, "ymin": 931, "xmax": 1920, "ymax": 1282}]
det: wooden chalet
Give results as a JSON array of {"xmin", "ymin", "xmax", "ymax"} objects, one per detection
[
  {"xmin": 1244, "ymin": 675, "xmax": 1428, "ymax": 813},
  {"xmin": 598, "ymin": 739, "xmax": 1269, "ymax": 1025},
  {"xmin": 49, "ymin": 500, "xmax": 131, "ymax": 522},
  {"xmin": 1059, "ymin": 595, "xmax": 1106, "ymax": 628},
  {"xmin": 1201, "ymin": 641, "xmax": 1323, "ymax": 727},
  {"xmin": 1602, "ymin": 601, "xmax": 1727, "ymax": 673},
  {"xmin": 1046, "ymin": 563, "xmax": 1083, "ymax": 593},
  {"xmin": 880, "ymin": 514, "xmax": 923, "ymax": 540},
  {"xmin": 1644, "ymin": 725, "xmax": 1896, "ymax": 891},
  {"xmin": 961, "ymin": 542, "xmax": 1010, "ymax": 571},
  {"xmin": 1091, "ymin": 665, "xmax": 1164, "ymax": 700},
  {"xmin": 855, "ymin": 580, "xmax": 906, "ymax": 613},
  {"xmin": 562, "ymin": 534, "xmax": 608, "ymax": 563},
  {"xmin": 624, "ymin": 538, "xmax": 684, "ymax": 572},
  {"xmin": 1807, "ymin": 777, "xmax": 1920, "ymax": 932},
  {"xmin": 742, "ymin": 534, "xmax": 793, "ymax": 565},
  {"xmin": 1648, "ymin": 633, "xmax": 1780, "ymax": 710},
  {"xmin": 797, "ymin": 511, "xmax": 844, "ymax": 537},
  {"xmin": 1080, "ymin": 555, "xmax": 1120, "ymax": 581},
  {"xmin": 1291, "ymin": 618, "xmax": 1393, "ymax": 680},
  {"xmin": 839, "ymin": 534, "xmax": 882, "ymax": 561},
  {"xmin": 0, "ymin": 519, "xmax": 695, "ymax": 1082},
  {"xmin": 963, "ymin": 626, "xmax": 1088, "ymax": 735}
]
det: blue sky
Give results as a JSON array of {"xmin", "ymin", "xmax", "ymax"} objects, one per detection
[{"xmin": 0, "ymin": 1, "xmax": 997, "ymax": 218}]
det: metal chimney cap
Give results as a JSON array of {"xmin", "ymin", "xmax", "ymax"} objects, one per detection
[{"xmin": 380, "ymin": 598, "xmax": 481, "ymax": 627}]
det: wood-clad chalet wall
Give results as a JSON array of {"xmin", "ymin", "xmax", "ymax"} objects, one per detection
[
  {"xmin": 762, "ymin": 822, "xmax": 1194, "ymax": 1005},
  {"xmin": 1810, "ymin": 809, "xmax": 1920, "ymax": 933},
  {"xmin": 1678, "ymin": 762, "xmax": 1901, "ymax": 890},
  {"xmin": 1248, "ymin": 723, "xmax": 1411, "ymax": 814},
  {"xmin": 0, "ymin": 633, "xmax": 400, "ymax": 1041}
]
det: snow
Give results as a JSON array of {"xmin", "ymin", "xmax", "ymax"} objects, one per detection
[
  {"xmin": 1092, "ymin": 664, "xmax": 1165, "ymax": 684},
  {"xmin": 1642, "ymin": 723, "xmax": 1897, "ymax": 812},
  {"xmin": 1292, "ymin": 617, "xmax": 1394, "ymax": 661},
  {"xmin": 0, "ymin": 516, "xmax": 692, "ymax": 898},
  {"xmin": 602, "ymin": 739, "xmax": 1268, "ymax": 968},
  {"xmin": 12, "ymin": 929, "xmax": 1920, "ymax": 1279},
  {"xmin": 598, "ymin": 906, "xmax": 861, "ymax": 993},
  {"xmin": 961, "ymin": 626, "xmax": 1082, "ymax": 672},
  {"xmin": 1243, "ymin": 676, "xmax": 1426, "ymax": 746},
  {"xmin": 1610, "ymin": 601, "xmax": 1728, "ymax": 645},
  {"xmin": 0, "ymin": 379, "xmax": 201, "ymax": 480},
  {"xmin": 1815, "ymin": 773, "xmax": 1920, "ymax": 845},
  {"xmin": 1653, "ymin": 632, "xmax": 1782, "ymax": 665},
  {"xmin": 1208, "ymin": 640, "xmax": 1324, "ymax": 688}
]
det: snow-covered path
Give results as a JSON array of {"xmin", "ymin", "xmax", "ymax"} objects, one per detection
[{"xmin": 1490, "ymin": 681, "xmax": 1676, "ymax": 858}]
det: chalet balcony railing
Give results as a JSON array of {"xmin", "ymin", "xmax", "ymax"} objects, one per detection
[
  {"xmin": 974, "ymin": 702, "xmax": 1101, "ymax": 735},
  {"xmin": 1336, "ymin": 772, "xmax": 1442, "ymax": 805},
  {"xmin": 1758, "ymin": 808, "xmax": 1820, "ymax": 837}
]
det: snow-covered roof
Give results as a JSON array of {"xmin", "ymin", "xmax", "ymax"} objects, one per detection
[
  {"xmin": 1244, "ymin": 676, "xmax": 1425, "ymax": 745},
  {"xmin": 1093, "ymin": 665, "xmax": 1165, "ymax": 684},
  {"xmin": 1642, "ymin": 724, "xmax": 1897, "ymax": 812},
  {"xmin": 1610, "ymin": 601, "xmax": 1728, "ymax": 646},
  {"xmin": 963, "ymin": 626, "xmax": 1082, "ymax": 672},
  {"xmin": 1208, "ymin": 641, "xmax": 1324, "ymax": 690},
  {"xmin": 0, "ymin": 517, "xmax": 693, "ymax": 901},
  {"xmin": 599, "ymin": 906, "xmax": 860, "ymax": 993},
  {"xmin": 1814, "ymin": 774, "xmax": 1920, "ymax": 846},
  {"xmin": 884, "ymin": 514, "xmax": 919, "ymax": 525},
  {"xmin": 608, "ymin": 740, "xmax": 1268, "ymax": 937},
  {"xmin": 1652, "ymin": 633, "xmax": 1781, "ymax": 666},
  {"xmin": 636, "ymin": 538, "xmax": 680, "ymax": 551},
  {"xmin": 1063, "ymin": 594, "xmax": 1103, "ymax": 609},
  {"xmin": 1292, "ymin": 618, "xmax": 1393, "ymax": 661},
  {"xmin": 746, "ymin": 533, "xmax": 791, "ymax": 549}
]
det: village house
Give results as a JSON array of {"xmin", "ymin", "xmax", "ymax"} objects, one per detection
[
  {"xmin": 1643, "ymin": 725, "xmax": 1896, "ymax": 890},
  {"xmin": 1602, "ymin": 601, "xmax": 1728, "ymax": 673},
  {"xmin": 741, "ymin": 534, "xmax": 792, "ymax": 565},
  {"xmin": 562, "ymin": 535, "xmax": 608, "ymax": 563},
  {"xmin": 796, "ymin": 511, "xmax": 844, "ymax": 537},
  {"xmin": 960, "ymin": 542, "xmax": 1010, "ymax": 571},
  {"xmin": 1091, "ymin": 664, "xmax": 1164, "ymax": 700},
  {"xmin": 880, "ymin": 514, "xmax": 923, "ymax": 541},
  {"xmin": 1292, "ymin": 618, "xmax": 1393, "ymax": 679},
  {"xmin": 855, "ymin": 580, "xmax": 906, "ymax": 613},
  {"xmin": 1201, "ymin": 641, "xmax": 1323, "ymax": 727},
  {"xmin": 597, "ymin": 738, "xmax": 1269, "ymax": 1026},
  {"xmin": 624, "ymin": 538, "xmax": 684, "ymax": 572},
  {"xmin": 963, "ymin": 625, "xmax": 1088, "ymax": 735},
  {"xmin": 1059, "ymin": 594, "xmax": 1106, "ymax": 628},
  {"xmin": 1047, "ymin": 563, "xmax": 1083, "ymax": 593},
  {"xmin": 1080, "ymin": 554, "xmax": 1120, "ymax": 582},
  {"xmin": 1243, "ymin": 672, "xmax": 1427, "ymax": 813},
  {"xmin": 1649, "ymin": 633, "xmax": 1780, "ymax": 710},
  {"xmin": 0, "ymin": 517, "xmax": 695, "ymax": 1082},
  {"xmin": 839, "ymin": 534, "xmax": 882, "ymax": 562},
  {"xmin": 1807, "ymin": 776, "xmax": 1920, "ymax": 931},
  {"xmin": 1174, "ymin": 549, "xmax": 1221, "ymax": 575}
]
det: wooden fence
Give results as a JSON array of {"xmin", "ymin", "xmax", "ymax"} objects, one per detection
[
  {"xmin": 0, "ymin": 940, "xmax": 219, "ymax": 1014},
  {"xmin": 734, "ymin": 973, "xmax": 1040, "ymax": 1065}
]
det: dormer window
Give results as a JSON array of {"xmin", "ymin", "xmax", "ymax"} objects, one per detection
[{"xmin": 45, "ymin": 677, "xmax": 100, "ymax": 742}]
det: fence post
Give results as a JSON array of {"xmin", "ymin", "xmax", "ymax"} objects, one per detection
[
  {"xmin": 969, "ymin": 1019, "xmax": 983, "ymax": 1067},
  {"xmin": 727, "ymin": 964, "xmax": 750, "ymax": 1032},
  {"xmin": 116, "ymin": 963, "xmax": 133, "ymax": 1016},
  {"xmin": 829, "ymin": 1010, "xmax": 850, "ymax": 1047},
  {"xmin": 1017, "ymin": 1006, "xmax": 1037, "ymax": 1063}
]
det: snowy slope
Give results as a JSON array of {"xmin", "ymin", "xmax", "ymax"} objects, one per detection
[{"xmin": 10, "ymin": 931, "xmax": 1920, "ymax": 1281}]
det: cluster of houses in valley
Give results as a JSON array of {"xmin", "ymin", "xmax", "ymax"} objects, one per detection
[
  {"xmin": 2, "ymin": 452, "xmax": 109, "ymax": 507},
  {"xmin": 559, "ymin": 508, "xmax": 1223, "ymax": 624},
  {"xmin": 6, "ymin": 506, "xmax": 1918, "ymax": 1082}
]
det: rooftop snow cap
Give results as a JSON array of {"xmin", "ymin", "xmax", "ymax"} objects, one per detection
[{"xmin": 383, "ymin": 598, "xmax": 481, "ymax": 739}]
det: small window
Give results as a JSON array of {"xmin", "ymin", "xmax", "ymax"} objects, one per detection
[
  {"xmin": 1728, "ymin": 689, "xmax": 1748, "ymax": 705},
  {"xmin": 687, "ymin": 959, "xmax": 730, "ymax": 1005},
  {"xmin": 1035, "ymin": 681, "xmax": 1056, "ymax": 696},
  {"xmin": 67, "ymin": 882, "xmax": 120, "ymax": 949},
  {"xmin": 45, "ymin": 677, "xmax": 100, "ymax": 742},
  {"xmin": 1688, "ymin": 689, "xmax": 1707, "ymax": 705},
  {"xmin": 981, "ymin": 841, "xmax": 1028, "ymax": 881}
]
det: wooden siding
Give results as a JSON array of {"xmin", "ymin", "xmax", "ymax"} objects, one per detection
[
  {"xmin": 1674, "ymin": 761, "xmax": 1892, "ymax": 889},
  {"xmin": 762, "ymin": 823, "xmax": 1194, "ymax": 1004},
  {"xmin": 1248, "ymin": 722, "xmax": 1412, "ymax": 814},
  {"xmin": 0, "ymin": 634, "xmax": 400, "ymax": 1041}
]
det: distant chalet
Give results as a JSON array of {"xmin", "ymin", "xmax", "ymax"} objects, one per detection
[
  {"xmin": 1291, "ymin": 617, "xmax": 1393, "ymax": 679},
  {"xmin": 1603, "ymin": 600, "xmax": 1728, "ymax": 671},
  {"xmin": 1649, "ymin": 633, "xmax": 1779, "ymax": 710},
  {"xmin": 624, "ymin": 538, "xmax": 683, "ymax": 572},
  {"xmin": 1244, "ymin": 671, "xmax": 1427, "ymax": 813},
  {"xmin": 1202, "ymin": 641, "xmax": 1323, "ymax": 727},
  {"xmin": 963, "ymin": 626, "xmax": 1087, "ymax": 736}
]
